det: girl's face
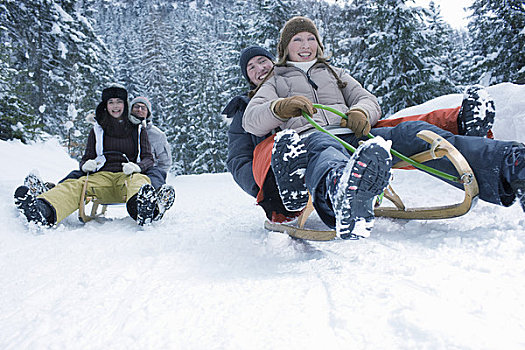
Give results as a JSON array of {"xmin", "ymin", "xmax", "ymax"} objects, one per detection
[
  {"xmin": 107, "ymin": 98, "xmax": 125, "ymax": 118},
  {"xmin": 287, "ymin": 31, "xmax": 318, "ymax": 62}
]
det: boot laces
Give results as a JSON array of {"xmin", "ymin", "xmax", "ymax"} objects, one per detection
[{"xmin": 505, "ymin": 149, "xmax": 522, "ymax": 177}]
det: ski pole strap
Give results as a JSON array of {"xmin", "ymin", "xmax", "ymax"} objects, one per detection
[{"xmin": 302, "ymin": 104, "xmax": 461, "ymax": 183}]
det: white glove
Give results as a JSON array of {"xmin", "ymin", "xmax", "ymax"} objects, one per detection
[
  {"xmin": 122, "ymin": 162, "xmax": 141, "ymax": 175},
  {"xmin": 82, "ymin": 159, "xmax": 98, "ymax": 173}
]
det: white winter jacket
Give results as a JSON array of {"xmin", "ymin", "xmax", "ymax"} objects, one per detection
[{"xmin": 243, "ymin": 62, "xmax": 381, "ymax": 137}]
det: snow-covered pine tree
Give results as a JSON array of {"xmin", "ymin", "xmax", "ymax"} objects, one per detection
[
  {"xmin": 447, "ymin": 29, "xmax": 472, "ymax": 88},
  {"xmin": 62, "ymin": 0, "xmax": 113, "ymax": 157},
  {"xmin": 467, "ymin": 0, "xmax": 525, "ymax": 84},
  {"xmin": 222, "ymin": 1, "xmax": 261, "ymax": 99},
  {"xmin": 138, "ymin": 1, "xmax": 176, "ymax": 133},
  {"xmin": 359, "ymin": 0, "xmax": 456, "ymax": 116},
  {"xmin": 253, "ymin": 0, "xmax": 296, "ymax": 52},
  {"xmin": 167, "ymin": 11, "xmax": 204, "ymax": 174},
  {"xmin": 0, "ymin": 41, "xmax": 38, "ymax": 142},
  {"xmin": 184, "ymin": 1, "xmax": 229, "ymax": 174},
  {"xmin": 332, "ymin": 0, "xmax": 373, "ymax": 78},
  {"xmin": 423, "ymin": 1, "xmax": 459, "ymax": 92},
  {"xmin": 2, "ymin": 0, "xmax": 110, "ymax": 149}
]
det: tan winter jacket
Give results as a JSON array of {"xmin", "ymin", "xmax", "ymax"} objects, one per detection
[{"xmin": 243, "ymin": 62, "xmax": 381, "ymax": 137}]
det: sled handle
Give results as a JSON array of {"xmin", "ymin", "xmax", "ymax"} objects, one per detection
[{"xmin": 302, "ymin": 104, "xmax": 460, "ymax": 183}]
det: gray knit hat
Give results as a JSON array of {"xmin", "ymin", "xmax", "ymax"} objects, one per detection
[
  {"xmin": 129, "ymin": 96, "xmax": 152, "ymax": 124},
  {"xmin": 277, "ymin": 16, "xmax": 324, "ymax": 63}
]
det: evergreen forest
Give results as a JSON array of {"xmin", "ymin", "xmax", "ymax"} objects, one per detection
[{"xmin": 1, "ymin": 0, "xmax": 524, "ymax": 174}]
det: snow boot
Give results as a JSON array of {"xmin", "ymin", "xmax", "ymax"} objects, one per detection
[
  {"xmin": 503, "ymin": 144, "xmax": 525, "ymax": 212},
  {"xmin": 271, "ymin": 129, "xmax": 309, "ymax": 212},
  {"xmin": 457, "ymin": 85, "xmax": 495, "ymax": 137},
  {"xmin": 24, "ymin": 172, "xmax": 49, "ymax": 197},
  {"xmin": 136, "ymin": 183, "xmax": 158, "ymax": 226},
  {"xmin": 14, "ymin": 186, "xmax": 55, "ymax": 226},
  {"xmin": 154, "ymin": 184, "xmax": 175, "ymax": 221},
  {"xmin": 326, "ymin": 137, "xmax": 392, "ymax": 239}
]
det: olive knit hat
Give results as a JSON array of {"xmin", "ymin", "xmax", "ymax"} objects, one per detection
[{"xmin": 277, "ymin": 16, "xmax": 324, "ymax": 63}]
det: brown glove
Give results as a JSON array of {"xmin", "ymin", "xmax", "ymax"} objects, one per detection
[
  {"xmin": 273, "ymin": 96, "xmax": 317, "ymax": 119},
  {"xmin": 340, "ymin": 109, "xmax": 371, "ymax": 137}
]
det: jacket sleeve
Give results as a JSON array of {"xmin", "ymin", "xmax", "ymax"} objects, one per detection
[
  {"xmin": 242, "ymin": 77, "xmax": 285, "ymax": 137},
  {"xmin": 226, "ymin": 101, "xmax": 260, "ymax": 198},
  {"xmin": 338, "ymin": 68, "xmax": 382, "ymax": 126},
  {"xmin": 155, "ymin": 131, "xmax": 172, "ymax": 174},
  {"xmin": 138, "ymin": 129, "xmax": 155, "ymax": 172},
  {"xmin": 79, "ymin": 129, "xmax": 97, "ymax": 171}
]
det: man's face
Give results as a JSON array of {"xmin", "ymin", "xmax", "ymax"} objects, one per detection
[
  {"xmin": 246, "ymin": 55, "xmax": 273, "ymax": 86},
  {"xmin": 131, "ymin": 102, "xmax": 148, "ymax": 119}
]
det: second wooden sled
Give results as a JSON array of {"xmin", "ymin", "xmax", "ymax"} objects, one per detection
[{"xmin": 265, "ymin": 130, "xmax": 480, "ymax": 241}]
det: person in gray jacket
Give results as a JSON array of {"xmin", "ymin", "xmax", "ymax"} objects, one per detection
[
  {"xmin": 128, "ymin": 96, "xmax": 175, "ymax": 220},
  {"xmin": 129, "ymin": 96, "xmax": 172, "ymax": 189}
]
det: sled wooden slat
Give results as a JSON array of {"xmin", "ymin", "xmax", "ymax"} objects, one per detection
[
  {"xmin": 79, "ymin": 194, "xmax": 109, "ymax": 223},
  {"xmin": 383, "ymin": 185, "xmax": 405, "ymax": 210},
  {"xmin": 264, "ymin": 130, "xmax": 480, "ymax": 240},
  {"xmin": 78, "ymin": 176, "xmax": 126, "ymax": 223},
  {"xmin": 296, "ymin": 195, "xmax": 315, "ymax": 229},
  {"xmin": 264, "ymin": 219, "xmax": 336, "ymax": 241}
]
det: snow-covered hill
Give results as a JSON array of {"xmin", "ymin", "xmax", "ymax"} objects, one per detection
[{"xmin": 1, "ymin": 83, "xmax": 525, "ymax": 349}]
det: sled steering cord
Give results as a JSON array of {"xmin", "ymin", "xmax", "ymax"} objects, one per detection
[{"xmin": 302, "ymin": 104, "xmax": 461, "ymax": 183}]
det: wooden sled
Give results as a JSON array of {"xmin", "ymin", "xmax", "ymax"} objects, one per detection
[
  {"xmin": 265, "ymin": 130, "xmax": 480, "ymax": 241},
  {"xmin": 78, "ymin": 175, "xmax": 126, "ymax": 223}
]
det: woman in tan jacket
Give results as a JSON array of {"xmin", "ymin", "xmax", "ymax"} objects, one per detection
[{"xmin": 243, "ymin": 17, "xmax": 393, "ymax": 239}]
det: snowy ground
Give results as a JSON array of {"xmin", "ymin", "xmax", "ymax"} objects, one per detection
[{"xmin": 1, "ymin": 83, "xmax": 525, "ymax": 349}]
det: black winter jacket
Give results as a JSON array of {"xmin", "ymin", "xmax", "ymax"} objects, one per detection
[
  {"xmin": 224, "ymin": 94, "xmax": 298, "ymax": 221},
  {"xmin": 80, "ymin": 103, "xmax": 154, "ymax": 173},
  {"xmin": 224, "ymin": 94, "xmax": 268, "ymax": 197}
]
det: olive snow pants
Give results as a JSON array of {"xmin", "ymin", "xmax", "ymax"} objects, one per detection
[{"xmin": 39, "ymin": 171, "xmax": 151, "ymax": 223}]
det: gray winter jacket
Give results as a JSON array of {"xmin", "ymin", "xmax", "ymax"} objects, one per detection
[
  {"xmin": 145, "ymin": 121, "xmax": 172, "ymax": 174},
  {"xmin": 243, "ymin": 62, "xmax": 381, "ymax": 137}
]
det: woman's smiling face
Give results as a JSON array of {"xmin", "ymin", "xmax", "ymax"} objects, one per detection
[
  {"xmin": 107, "ymin": 98, "xmax": 125, "ymax": 118},
  {"xmin": 287, "ymin": 31, "xmax": 318, "ymax": 62}
]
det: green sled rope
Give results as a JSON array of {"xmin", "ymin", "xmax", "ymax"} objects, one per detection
[{"xmin": 301, "ymin": 104, "xmax": 460, "ymax": 183}]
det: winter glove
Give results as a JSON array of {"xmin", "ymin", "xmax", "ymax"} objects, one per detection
[
  {"xmin": 340, "ymin": 109, "xmax": 371, "ymax": 138},
  {"xmin": 81, "ymin": 159, "xmax": 98, "ymax": 173},
  {"xmin": 272, "ymin": 96, "xmax": 317, "ymax": 119},
  {"xmin": 122, "ymin": 162, "xmax": 141, "ymax": 175}
]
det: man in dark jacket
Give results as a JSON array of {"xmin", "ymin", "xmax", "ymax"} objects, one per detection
[{"xmin": 224, "ymin": 46, "xmax": 302, "ymax": 223}]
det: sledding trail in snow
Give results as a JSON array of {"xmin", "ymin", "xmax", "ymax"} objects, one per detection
[{"xmin": 1, "ymin": 83, "xmax": 525, "ymax": 349}]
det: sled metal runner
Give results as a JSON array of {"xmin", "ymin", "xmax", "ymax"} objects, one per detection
[{"xmin": 265, "ymin": 130, "xmax": 480, "ymax": 241}]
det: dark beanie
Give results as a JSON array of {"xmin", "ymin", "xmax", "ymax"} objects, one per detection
[
  {"xmin": 96, "ymin": 84, "xmax": 129, "ymax": 123},
  {"xmin": 239, "ymin": 46, "xmax": 275, "ymax": 84},
  {"xmin": 101, "ymin": 84, "xmax": 128, "ymax": 103},
  {"xmin": 277, "ymin": 16, "xmax": 324, "ymax": 62}
]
